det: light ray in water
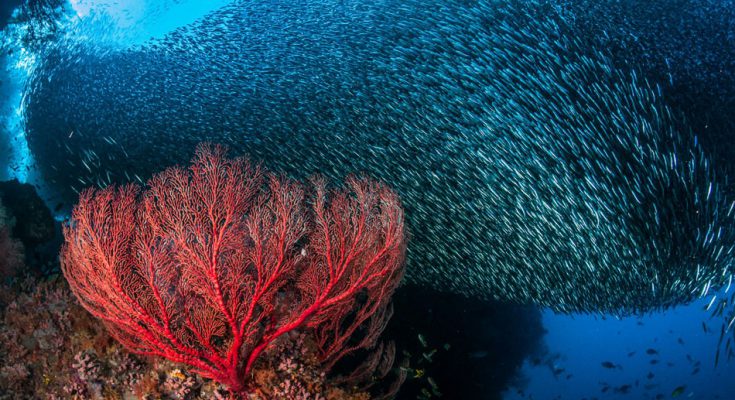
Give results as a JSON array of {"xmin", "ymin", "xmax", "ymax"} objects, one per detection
[{"xmin": 0, "ymin": 0, "xmax": 234, "ymax": 184}]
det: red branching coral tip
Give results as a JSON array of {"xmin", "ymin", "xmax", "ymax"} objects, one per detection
[{"xmin": 60, "ymin": 143, "xmax": 406, "ymax": 394}]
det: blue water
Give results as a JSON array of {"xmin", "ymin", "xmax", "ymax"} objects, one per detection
[{"xmin": 505, "ymin": 294, "xmax": 735, "ymax": 399}]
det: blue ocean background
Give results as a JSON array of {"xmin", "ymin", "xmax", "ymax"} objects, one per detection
[
  {"xmin": 509, "ymin": 299, "xmax": 735, "ymax": 399},
  {"xmin": 2, "ymin": 0, "xmax": 735, "ymax": 399}
]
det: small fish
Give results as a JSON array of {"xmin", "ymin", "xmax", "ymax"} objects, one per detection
[
  {"xmin": 427, "ymin": 376, "xmax": 441, "ymax": 396},
  {"xmin": 614, "ymin": 384, "xmax": 632, "ymax": 394},
  {"xmin": 601, "ymin": 361, "xmax": 618, "ymax": 369},
  {"xmin": 418, "ymin": 333, "xmax": 428, "ymax": 348},
  {"xmin": 671, "ymin": 385, "xmax": 686, "ymax": 397},
  {"xmin": 422, "ymin": 349, "xmax": 437, "ymax": 362},
  {"xmin": 646, "ymin": 348, "xmax": 658, "ymax": 355}
]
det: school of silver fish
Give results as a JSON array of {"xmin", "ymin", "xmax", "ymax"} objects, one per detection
[{"xmin": 4, "ymin": 0, "xmax": 735, "ymax": 348}]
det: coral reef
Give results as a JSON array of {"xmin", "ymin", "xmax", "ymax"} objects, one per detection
[
  {"xmin": 0, "ymin": 277, "xmax": 397, "ymax": 399},
  {"xmin": 0, "ymin": 277, "xmax": 101, "ymax": 398}
]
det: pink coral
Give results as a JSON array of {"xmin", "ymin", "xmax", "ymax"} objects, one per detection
[
  {"xmin": 163, "ymin": 369, "xmax": 200, "ymax": 400},
  {"xmin": 72, "ymin": 351, "xmax": 101, "ymax": 382}
]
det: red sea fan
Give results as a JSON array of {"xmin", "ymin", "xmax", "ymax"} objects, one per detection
[{"xmin": 60, "ymin": 144, "xmax": 406, "ymax": 394}]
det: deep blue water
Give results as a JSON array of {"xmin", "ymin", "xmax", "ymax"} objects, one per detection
[
  {"xmin": 507, "ymin": 296, "xmax": 735, "ymax": 399},
  {"xmin": 1, "ymin": 1, "xmax": 735, "ymax": 399}
]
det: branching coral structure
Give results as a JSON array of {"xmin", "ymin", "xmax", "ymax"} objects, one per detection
[{"xmin": 60, "ymin": 143, "xmax": 406, "ymax": 395}]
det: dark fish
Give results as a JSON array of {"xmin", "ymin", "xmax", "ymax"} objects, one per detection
[
  {"xmin": 671, "ymin": 385, "xmax": 686, "ymax": 397},
  {"xmin": 601, "ymin": 361, "xmax": 618, "ymax": 369},
  {"xmin": 614, "ymin": 384, "xmax": 632, "ymax": 394},
  {"xmin": 646, "ymin": 348, "xmax": 658, "ymax": 355}
]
